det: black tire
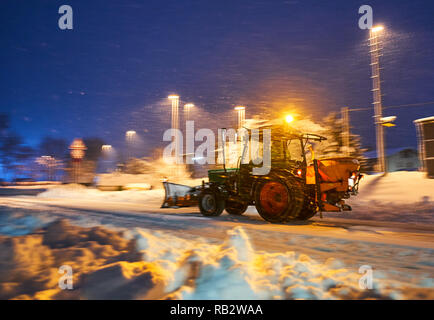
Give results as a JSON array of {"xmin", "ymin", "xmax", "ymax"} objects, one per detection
[
  {"xmin": 254, "ymin": 176, "xmax": 304, "ymax": 223},
  {"xmin": 225, "ymin": 200, "xmax": 248, "ymax": 215},
  {"xmin": 198, "ymin": 189, "xmax": 225, "ymax": 217},
  {"xmin": 296, "ymin": 197, "xmax": 317, "ymax": 220}
]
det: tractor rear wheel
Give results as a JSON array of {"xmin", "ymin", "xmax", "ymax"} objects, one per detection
[
  {"xmin": 225, "ymin": 200, "xmax": 248, "ymax": 215},
  {"xmin": 198, "ymin": 189, "xmax": 225, "ymax": 217},
  {"xmin": 254, "ymin": 177, "xmax": 304, "ymax": 223}
]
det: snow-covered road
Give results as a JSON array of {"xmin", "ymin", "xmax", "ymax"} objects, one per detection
[
  {"xmin": 1, "ymin": 172, "xmax": 433, "ymax": 300},
  {"xmin": 1, "ymin": 195, "xmax": 433, "ymax": 288}
]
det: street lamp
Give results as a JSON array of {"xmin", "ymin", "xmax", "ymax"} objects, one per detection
[
  {"xmin": 380, "ymin": 116, "xmax": 397, "ymax": 127},
  {"xmin": 234, "ymin": 106, "xmax": 246, "ymax": 129},
  {"xmin": 125, "ymin": 131, "xmax": 136, "ymax": 139},
  {"xmin": 371, "ymin": 25, "xmax": 384, "ymax": 33},
  {"xmin": 125, "ymin": 131, "xmax": 136, "ymax": 160},
  {"xmin": 285, "ymin": 114, "xmax": 294, "ymax": 124},
  {"xmin": 102, "ymin": 144, "xmax": 112, "ymax": 151}
]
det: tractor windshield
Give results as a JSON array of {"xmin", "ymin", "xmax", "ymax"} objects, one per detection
[
  {"xmin": 285, "ymin": 139, "xmax": 304, "ymax": 162},
  {"xmin": 248, "ymin": 138, "xmax": 304, "ymax": 164}
]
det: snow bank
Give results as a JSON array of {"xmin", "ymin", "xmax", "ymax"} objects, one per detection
[
  {"xmin": 355, "ymin": 171, "xmax": 434, "ymax": 204},
  {"xmin": 338, "ymin": 171, "xmax": 434, "ymax": 223},
  {"xmin": 0, "ymin": 219, "xmax": 432, "ymax": 300},
  {"xmin": 0, "ymin": 209, "xmax": 55, "ymax": 236},
  {"xmin": 98, "ymin": 157, "xmax": 204, "ymax": 190},
  {"xmin": 130, "ymin": 226, "xmax": 433, "ymax": 300},
  {"xmin": 97, "ymin": 173, "xmax": 152, "ymax": 190},
  {"xmin": 37, "ymin": 184, "xmax": 165, "ymax": 205}
]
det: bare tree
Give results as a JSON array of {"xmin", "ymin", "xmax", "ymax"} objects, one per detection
[
  {"xmin": 0, "ymin": 113, "xmax": 34, "ymax": 179},
  {"xmin": 39, "ymin": 136, "xmax": 68, "ymax": 159}
]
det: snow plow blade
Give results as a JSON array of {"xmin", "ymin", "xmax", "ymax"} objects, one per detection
[{"xmin": 161, "ymin": 181, "xmax": 200, "ymax": 208}]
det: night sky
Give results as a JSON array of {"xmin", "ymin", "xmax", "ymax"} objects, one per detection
[{"xmin": 1, "ymin": 0, "xmax": 433, "ymax": 155}]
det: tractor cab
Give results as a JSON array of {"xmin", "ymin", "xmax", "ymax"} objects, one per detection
[
  {"xmin": 162, "ymin": 124, "xmax": 362, "ymax": 223},
  {"xmin": 237, "ymin": 124, "xmax": 327, "ymax": 175}
]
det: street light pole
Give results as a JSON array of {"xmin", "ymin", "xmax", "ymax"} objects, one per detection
[
  {"xmin": 369, "ymin": 26, "xmax": 387, "ymax": 173},
  {"xmin": 125, "ymin": 131, "xmax": 136, "ymax": 160},
  {"xmin": 184, "ymin": 103, "xmax": 194, "ymax": 122},
  {"xmin": 168, "ymin": 95, "xmax": 180, "ymax": 176},
  {"xmin": 234, "ymin": 106, "xmax": 246, "ymax": 129},
  {"xmin": 168, "ymin": 95, "xmax": 180, "ymax": 131},
  {"xmin": 184, "ymin": 103, "xmax": 195, "ymax": 166}
]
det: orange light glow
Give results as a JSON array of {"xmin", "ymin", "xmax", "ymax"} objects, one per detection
[
  {"xmin": 285, "ymin": 115, "xmax": 294, "ymax": 123},
  {"xmin": 371, "ymin": 26, "xmax": 384, "ymax": 33},
  {"xmin": 102, "ymin": 145, "xmax": 112, "ymax": 151},
  {"xmin": 126, "ymin": 130, "xmax": 136, "ymax": 138}
]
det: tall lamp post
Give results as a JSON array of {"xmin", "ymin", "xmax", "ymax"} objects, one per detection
[
  {"xmin": 168, "ymin": 95, "xmax": 180, "ymax": 131},
  {"xmin": 168, "ymin": 95, "xmax": 180, "ymax": 176},
  {"xmin": 102, "ymin": 145, "xmax": 112, "ymax": 173},
  {"xmin": 369, "ymin": 25, "xmax": 386, "ymax": 173},
  {"xmin": 183, "ymin": 103, "xmax": 195, "ymax": 166},
  {"xmin": 184, "ymin": 103, "xmax": 194, "ymax": 122}
]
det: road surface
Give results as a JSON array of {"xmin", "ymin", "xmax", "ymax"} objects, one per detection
[{"xmin": 1, "ymin": 194, "xmax": 433, "ymax": 280}]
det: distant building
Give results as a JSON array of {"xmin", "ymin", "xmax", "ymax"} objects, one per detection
[
  {"xmin": 364, "ymin": 147, "xmax": 420, "ymax": 172},
  {"xmin": 414, "ymin": 116, "xmax": 434, "ymax": 178}
]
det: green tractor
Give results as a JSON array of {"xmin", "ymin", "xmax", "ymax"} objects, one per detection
[{"xmin": 162, "ymin": 124, "xmax": 362, "ymax": 223}]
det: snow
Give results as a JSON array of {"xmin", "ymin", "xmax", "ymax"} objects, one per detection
[
  {"xmin": 41, "ymin": 170, "xmax": 434, "ymax": 209},
  {"xmin": 1, "ymin": 171, "xmax": 433, "ymax": 299},
  {"xmin": 414, "ymin": 116, "xmax": 434, "ymax": 123},
  {"xmin": 334, "ymin": 171, "xmax": 434, "ymax": 223},
  {"xmin": 37, "ymin": 184, "xmax": 165, "ymax": 206},
  {"xmin": 36, "ymin": 171, "xmax": 434, "ymax": 224},
  {"xmin": 123, "ymin": 226, "xmax": 432, "ymax": 300},
  {"xmin": 123, "ymin": 183, "xmax": 152, "ymax": 190},
  {"xmin": 0, "ymin": 208, "xmax": 55, "ymax": 236},
  {"xmin": 2, "ymin": 218, "xmax": 431, "ymax": 300},
  {"xmin": 353, "ymin": 171, "xmax": 434, "ymax": 204},
  {"xmin": 97, "ymin": 173, "xmax": 153, "ymax": 189}
]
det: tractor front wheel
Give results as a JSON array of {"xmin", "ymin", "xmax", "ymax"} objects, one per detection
[
  {"xmin": 225, "ymin": 200, "xmax": 248, "ymax": 215},
  {"xmin": 255, "ymin": 177, "xmax": 304, "ymax": 223},
  {"xmin": 198, "ymin": 189, "xmax": 225, "ymax": 217}
]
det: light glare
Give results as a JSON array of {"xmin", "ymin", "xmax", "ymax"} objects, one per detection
[
  {"xmin": 285, "ymin": 115, "xmax": 294, "ymax": 123},
  {"xmin": 371, "ymin": 26, "xmax": 384, "ymax": 33}
]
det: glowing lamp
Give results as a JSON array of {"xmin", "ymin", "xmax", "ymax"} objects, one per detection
[
  {"xmin": 285, "ymin": 115, "xmax": 294, "ymax": 123},
  {"xmin": 371, "ymin": 26, "xmax": 384, "ymax": 33}
]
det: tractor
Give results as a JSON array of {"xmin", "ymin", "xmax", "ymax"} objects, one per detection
[{"xmin": 162, "ymin": 124, "xmax": 362, "ymax": 223}]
